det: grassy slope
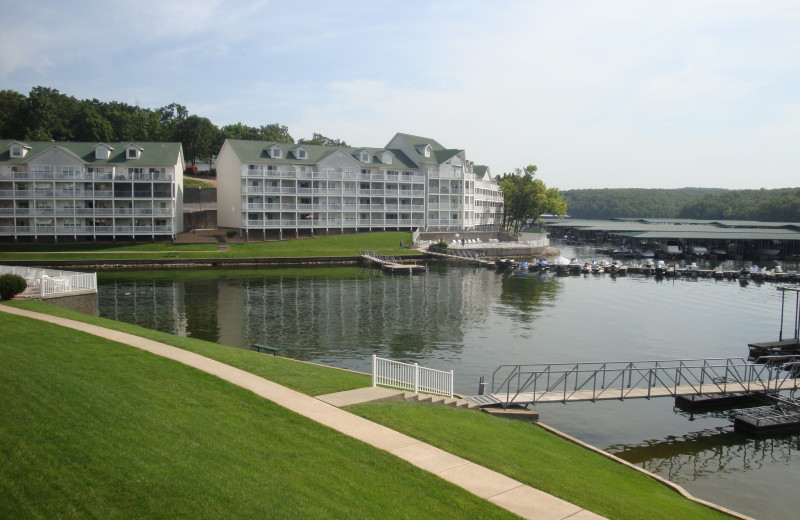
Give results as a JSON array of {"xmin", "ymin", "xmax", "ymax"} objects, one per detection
[
  {"xmin": 0, "ymin": 313, "xmax": 513, "ymax": 520},
  {"xmin": 5, "ymin": 299, "xmax": 369, "ymax": 396},
  {"xmin": 4, "ymin": 301, "xmax": 737, "ymax": 519},
  {"xmin": 348, "ymin": 402, "xmax": 732, "ymax": 520},
  {"xmin": 0, "ymin": 231, "xmax": 419, "ymax": 260}
]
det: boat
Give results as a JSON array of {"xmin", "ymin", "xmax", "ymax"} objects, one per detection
[
  {"xmin": 612, "ymin": 247, "xmax": 636, "ymax": 258},
  {"xmin": 591, "ymin": 260, "xmax": 604, "ymax": 274},
  {"xmin": 568, "ymin": 258, "xmax": 582, "ymax": 273},
  {"xmin": 495, "ymin": 258, "xmax": 516, "ymax": 269},
  {"xmin": 689, "ymin": 245, "xmax": 708, "ymax": 257},
  {"xmin": 640, "ymin": 250, "xmax": 656, "ymax": 259},
  {"xmin": 536, "ymin": 258, "xmax": 549, "ymax": 270},
  {"xmin": 517, "ymin": 261, "xmax": 530, "ymax": 270},
  {"xmin": 551, "ymin": 256, "xmax": 571, "ymax": 274},
  {"xmin": 608, "ymin": 260, "xmax": 622, "ymax": 274},
  {"xmin": 655, "ymin": 260, "xmax": 668, "ymax": 275},
  {"xmin": 661, "ymin": 241, "xmax": 683, "ymax": 257},
  {"xmin": 581, "ymin": 262, "xmax": 592, "ymax": 274}
]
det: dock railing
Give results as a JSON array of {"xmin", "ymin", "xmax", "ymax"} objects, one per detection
[
  {"xmin": 490, "ymin": 357, "xmax": 800, "ymax": 405},
  {"xmin": 372, "ymin": 355, "xmax": 453, "ymax": 397}
]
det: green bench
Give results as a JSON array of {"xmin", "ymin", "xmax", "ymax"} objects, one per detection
[{"xmin": 252, "ymin": 343, "xmax": 280, "ymax": 356}]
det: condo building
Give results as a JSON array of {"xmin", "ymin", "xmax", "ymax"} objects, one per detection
[
  {"xmin": 0, "ymin": 141, "xmax": 184, "ymax": 241},
  {"xmin": 216, "ymin": 133, "xmax": 503, "ymax": 238}
]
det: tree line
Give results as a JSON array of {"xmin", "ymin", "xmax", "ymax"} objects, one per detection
[
  {"xmin": 0, "ymin": 86, "xmax": 345, "ymax": 165},
  {"xmin": 561, "ymin": 187, "xmax": 800, "ymax": 222}
]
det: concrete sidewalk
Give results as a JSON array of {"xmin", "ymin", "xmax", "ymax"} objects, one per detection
[{"xmin": 0, "ymin": 304, "xmax": 605, "ymax": 520}]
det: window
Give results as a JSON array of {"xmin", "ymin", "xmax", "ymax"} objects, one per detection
[
  {"xmin": 382, "ymin": 152, "xmax": 392, "ymax": 164},
  {"xmin": 271, "ymin": 147, "xmax": 282, "ymax": 158},
  {"xmin": 10, "ymin": 146, "xmax": 22, "ymax": 158},
  {"xmin": 95, "ymin": 148, "xmax": 110, "ymax": 159},
  {"xmin": 297, "ymin": 149, "xmax": 307, "ymax": 159},
  {"xmin": 127, "ymin": 149, "xmax": 138, "ymax": 159}
]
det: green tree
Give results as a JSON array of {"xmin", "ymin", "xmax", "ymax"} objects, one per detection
[
  {"xmin": 497, "ymin": 165, "xmax": 567, "ymax": 232},
  {"xmin": 0, "ymin": 90, "xmax": 26, "ymax": 138},
  {"xmin": 175, "ymin": 115, "xmax": 222, "ymax": 164},
  {"xmin": 298, "ymin": 133, "xmax": 347, "ymax": 146}
]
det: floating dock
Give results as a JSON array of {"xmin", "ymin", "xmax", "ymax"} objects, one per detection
[{"xmin": 360, "ymin": 251, "xmax": 427, "ymax": 274}]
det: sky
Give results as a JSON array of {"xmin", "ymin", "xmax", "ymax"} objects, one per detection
[{"xmin": 1, "ymin": 0, "xmax": 799, "ymax": 190}]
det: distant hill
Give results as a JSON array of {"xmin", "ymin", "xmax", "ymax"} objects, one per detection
[{"xmin": 560, "ymin": 188, "xmax": 725, "ymax": 219}]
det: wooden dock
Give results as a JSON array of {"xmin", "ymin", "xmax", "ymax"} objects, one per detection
[{"xmin": 360, "ymin": 252, "xmax": 427, "ymax": 274}]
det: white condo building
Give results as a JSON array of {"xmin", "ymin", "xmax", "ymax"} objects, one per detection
[
  {"xmin": 216, "ymin": 132, "xmax": 504, "ymax": 237},
  {"xmin": 0, "ymin": 140, "xmax": 184, "ymax": 241}
]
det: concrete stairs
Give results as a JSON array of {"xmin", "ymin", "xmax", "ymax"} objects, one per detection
[{"xmin": 401, "ymin": 391, "xmax": 481, "ymax": 410}]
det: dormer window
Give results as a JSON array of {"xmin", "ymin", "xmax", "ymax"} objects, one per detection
[
  {"xmin": 360, "ymin": 152, "xmax": 370, "ymax": 162},
  {"xmin": 295, "ymin": 147, "xmax": 308, "ymax": 160},
  {"xmin": 382, "ymin": 152, "xmax": 392, "ymax": 164},
  {"xmin": 424, "ymin": 145, "xmax": 431, "ymax": 158},
  {"xmin": 124, "ymin": 144, "xmax": 143, "ymax": 160},
  {"xmin": 94, "ymin": 143, "xmax": 114, "ymax": 160},
  {"xmin": 7, "ymin": 141, "xmax": 30, "ymax": 158},
  {"xmin": 271, "ymin": 146, "xmax": 283, "ymax": 159}
]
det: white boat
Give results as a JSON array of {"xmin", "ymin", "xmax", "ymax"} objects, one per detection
[
  {"xmin": 689, "ymin": 245, "xmax": 708, "ymax": 256},
  {"xmin": 661, "ymin": 241, "xmax": 683, "ymax": 256},
  {"xmin": 655, "ymin": 260, "xmax": 668, "ymax": 275}
]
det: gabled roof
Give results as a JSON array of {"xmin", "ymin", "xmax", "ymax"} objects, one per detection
[
  {"xmin": 390, "ymin": 132, "xmax": 446, "ymax": 151},
  {"xmin": 224, "ymin": 139, "xmax": 418, "ymax": 169},
  {"xmin": 0, "ymin": 140, "xmax": 183, "ymax": 165},
  {"xmin": 434, "ymin": 148, "xmax": 462, "ymax": 164}
]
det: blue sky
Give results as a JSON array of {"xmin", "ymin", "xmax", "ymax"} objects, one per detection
[{"xmin": 2, "ymin": 0, "xmax": 798, "ymax": 190}]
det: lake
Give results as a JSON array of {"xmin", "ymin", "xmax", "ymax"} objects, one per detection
[{"xmin": 94, "ymin": 247, "xmax": 798, "ymax": 520}]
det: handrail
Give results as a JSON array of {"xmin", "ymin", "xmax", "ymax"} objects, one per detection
[{"xmin": 490, "ymin": 357, "xmax": 800, "ymax": 404}]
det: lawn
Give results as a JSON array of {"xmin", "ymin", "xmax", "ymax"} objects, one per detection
[
  {"xmin": 0, "ymin": 231, "xmax": 420, "ymax": 261},
  {"xmin": 348, "ymin": 402, "xmax": 734, "ymax": 520},
  {"xmin": 4, "ymin": 300, "xmax": 740, "ymax": 519},
  {"xmin": 0, "ymin": 312, "xmax": 514, "ymax": 519}
]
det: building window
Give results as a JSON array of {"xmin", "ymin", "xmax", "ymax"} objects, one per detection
[
  {"xmin": 361, "ymin": 153, "xmax": 369, "ymax": 162},
  {"xmin": 127, "ymin": 149, "xmax": 138, "ymax": 159},
  {"xmin": 10, "ymin": 146, "xmax": 22, "ymax": 158},
  {"xmin": 297, "ymin": 149, "xmax": 307, "ymax": 159},
  {"xmin": 271, "ymin": 147, "xmax": 282, "ymax": 158}
]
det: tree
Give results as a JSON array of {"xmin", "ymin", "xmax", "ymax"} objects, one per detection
[
  {"xmin": 497, "ymin": 165, "xmax": 567, "ymax": 232},
  {"xmin": 175, "ymin": 115, "xmax": 222, "ymax": 164},
  {"xmin": 0, "ymin": 90, "xmax": 26, "ymax": 138},
  {"xmin": 298, "ymin": 133, "xmax": 347, "ymax": 147},
  {"xmin": 220, "ymin": 122, "xmax": 294, "ymax": 143}
]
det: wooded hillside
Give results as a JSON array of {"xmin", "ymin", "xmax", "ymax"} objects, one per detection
[{"xmin": 561, "ymin": 188, "xmax": 800, "ymax": 222}]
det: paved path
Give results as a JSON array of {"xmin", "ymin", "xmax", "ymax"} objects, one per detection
[{"xmin": 0, "ymin": 304, "xmax": 605, "ymax": 520}]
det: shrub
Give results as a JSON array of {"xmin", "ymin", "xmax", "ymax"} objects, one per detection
[
  {"xmin": 226, "ymin": 230, "xmax": 236, "ymax": 238},
  {"xmin": 428, "ymin": 239, "xmax": 450, "ymax": 254},
  {"xmin": 0, "ymin": 273, "xmax": 27, "ymax": 301}
]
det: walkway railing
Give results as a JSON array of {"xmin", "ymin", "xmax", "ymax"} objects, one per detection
[
  {"xmin": 0, "ymin": 265, "xmax": 97, "ymax": 299},
  {"xmin": 490, "ymin": 357, "xmax": 800, "ymax": 405},
  {"xmin": 372, "ymin": 355, "xmax": 453, "ymax": 397}
]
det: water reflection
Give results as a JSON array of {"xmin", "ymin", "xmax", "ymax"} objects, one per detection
[
  {"xmin": 97, "ymin": 265, "xmax": 563, "ymax": 371},
  {"xmin": 607, "ymin": 427, "xmax": 800, "ymax": 483}
]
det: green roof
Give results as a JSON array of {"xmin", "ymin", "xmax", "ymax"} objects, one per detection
[
  {"xmin": 225, "ymin": 139, "xmax": 418, "ymax": 170},
  {"xmin": 391, "ymin": 133, "xmax": 446, "ymax": 151},
  {"xmin": 0, "ymin": 140, "xmax": 183, "ymax": 165}
]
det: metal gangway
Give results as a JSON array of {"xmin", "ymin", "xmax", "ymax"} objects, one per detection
[{"xmin": 476, "ymin": 357, "xmax": 800, "ymax": 407}]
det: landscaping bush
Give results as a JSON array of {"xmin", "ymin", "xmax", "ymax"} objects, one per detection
[
  {"xmin": 428, "ymin": 239, "xmax": 450, "ymax": 254},
  {"xmin": 0, "ymin": 274, "xmax": 26, "ymax": 301}
]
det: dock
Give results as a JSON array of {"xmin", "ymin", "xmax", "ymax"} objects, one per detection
[
  {"xmin": 425, "ymin": 250, "xmax": 495, "ymax": 267},
  {"xmin": 360, "ymin": 250, "xmax": 427, "ymax": 274}
]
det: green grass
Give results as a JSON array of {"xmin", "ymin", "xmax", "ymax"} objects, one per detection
[
  {"xmin": 347, "ymin": 402, "xmax": 733, "ymax": 520},
  {"xmin": 0, "ymin": 231, "xmax": 419, "ymax": 261},
  {"xmin": 183, "ymin": 177, "xmax": 215, "ymax": 188},
  {"xmin": 4, "ymin": 300, "xmax": 738, "ymax": 519},
  {"xmin": 5, "ymin": 299, "xmax": 369, "ymax": 396},
  {"xmin": 0, "ymin": 313, "xmax": 514, "ymax": 520}
]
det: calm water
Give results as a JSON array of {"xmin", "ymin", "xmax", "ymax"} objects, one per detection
[{"xmin": 94, "ymin": 249, "xmax": 799, "ymax": 520}]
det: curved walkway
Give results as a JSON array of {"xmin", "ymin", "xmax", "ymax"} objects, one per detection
[{"xmin": 0, "ymin": 304, "xmax": 604, "ymax": 520}]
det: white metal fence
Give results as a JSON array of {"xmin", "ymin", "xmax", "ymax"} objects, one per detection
[
  {"xmin": 0, "ymin": 265, "xmax": 97, "ymax": 299},
  {"xmin": 372, "ymin": 355, "xmax": 454, "ymax": 397}
]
